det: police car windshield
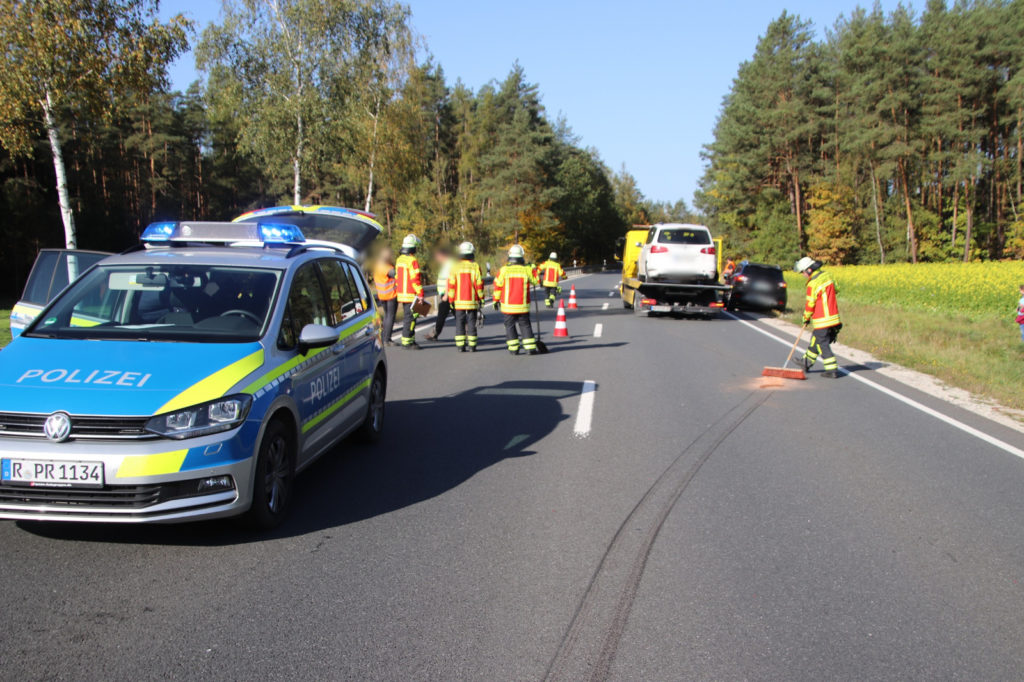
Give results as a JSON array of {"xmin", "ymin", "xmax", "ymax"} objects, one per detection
[{"xmin": 23, "ymin": 264, "xmax": 280, "ymax": 343}]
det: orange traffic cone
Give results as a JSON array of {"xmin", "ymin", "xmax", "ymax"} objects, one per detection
[
  {"xmin": 553, "ymin": 300, "xmax": 569, "ymax": 337},
  {"xmin": 568, "ymin": 284, "xmax": 578, "ymax": 309}
]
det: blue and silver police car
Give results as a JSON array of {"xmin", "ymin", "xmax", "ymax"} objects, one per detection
[{"xmin": 0, "ymin": 208, "xmax": 387, "ymax": 528}]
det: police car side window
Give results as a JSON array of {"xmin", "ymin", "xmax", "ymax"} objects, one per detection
[
  {"xmin": 318, "ymin": 259, "xmax": 362, "ymax": 325},
  {"xmin": 279, "ymin": 263, "xmax": 330, "ymax": 349},
  {"xmin": 344, "ymin": 263, "xmax": 372, "ymax": 313}
]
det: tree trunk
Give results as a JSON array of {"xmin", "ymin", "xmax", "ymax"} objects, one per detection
[
  {"xmin": 898, "ymin": 158, "xmax": 918, "ymax": 263},
  {"xmin": 364, "ymin": 94, "xmax": 381, "ymax": 213},
  {"xmin": 963, "ymin": 178, "xmax": 974, "ymax": 262},
  {"xmin": 42, "ymin": 90, "xmax": 77, "ymax": 253},
  {"xmin": 870, "ymin": 163, "xmax": 885, "ymax": 264},
  {"xmin": 293, "ymin": 111, "xmax": 303, "ymax": 205},
  {"xmin": 951, "ymin": 180, "xmax": 959, "ymax": 249}
]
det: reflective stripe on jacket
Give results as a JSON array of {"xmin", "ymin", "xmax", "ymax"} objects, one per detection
[
  {"xmin": 373, "ymin": 262, "xmax": 397, "ymax": 301},
  {"xmin": 494, "ymin": 264, "xmax": 538, "ymax": 314},
  {"xmin": 805, "ymin": 270, "xmax": 841, "ymax": 329},
  {"xmin": 447, "ymin": 260, "xmax": 484, "ymax": 310},
  {"xmin": 538, "ymin": 260, "xmax": 565, "ymax": 287},
  {"xmin": 395, "ymin": 254, "xmax": 423, "ymax": 303}
]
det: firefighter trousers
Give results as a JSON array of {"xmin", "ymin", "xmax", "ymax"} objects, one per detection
[
  {"xmin": 454, "ymin": 309, "xmax": 478, "ymax": 348},
  {"xmin": 804, "ymin": 325, "xmax": 840, "ymax": 371},
  {"xmin": 543, "ymin": 285, "xmax": 559, "ymax": 307},
  {"xmin": 401, "ymin": 302, "xmax": 419, "ymax": 346},
  {"xmin": 503, "ymin": 313, "xmax": 536, "ymax": 353}
]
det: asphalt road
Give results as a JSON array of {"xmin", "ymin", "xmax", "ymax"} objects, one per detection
[{"xmin": 3, "ymin": 272, "xmax": 1024, "ymax": 681}]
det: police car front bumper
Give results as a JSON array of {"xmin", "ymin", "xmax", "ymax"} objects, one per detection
[{"xmin": 0, "ymin": 428, "xmax": 257, "ymax": 524}]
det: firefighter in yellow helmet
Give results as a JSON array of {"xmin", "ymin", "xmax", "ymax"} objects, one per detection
[
  {"xmin": 537, "ymin": 252, "xmax": 566, "ymax": 308},
  {"xmin": 446, "ymin": 241, "xmax": 485, "ymax": 352},
  {"xmin": 796, "ymin": 256, "xmax": 842, "ymax": 378},
  {"xmin": 395, "ymin": 234, "xmax": 424, "ymax": 349},
  {"xmin": 494, "ymin": 245, "xmax": 540, "ymax": 355}
]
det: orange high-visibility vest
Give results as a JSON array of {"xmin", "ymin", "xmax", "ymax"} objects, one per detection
[
  {"xmin": 395, "ymin": 254, "xmax": 422, "ymax": 303},
  {"xmin": 538, "ymin": 260, "xmax": 565, "ymax": 287},
  {"xmin": 494, "ymin": 264, "xmax": 538, "ymax": 314},
  {"xmin": 373, "ymin": 261, "xmax": 397, "ymax": 301},
  {"xmin": 805, "ymin": 270, "xmax": 841, "ymax": 329},
  {"xmin": 447, "ymin": 260, "xmax": 484, "ymax": 310}
]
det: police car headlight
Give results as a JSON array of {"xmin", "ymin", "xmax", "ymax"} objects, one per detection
[{"xmin": 147, "ymin": 395, "xmax": 253, "ymax": 439}]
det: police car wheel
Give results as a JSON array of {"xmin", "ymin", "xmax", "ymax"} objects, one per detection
[
  {"xmin": 245, "ymin": 419, "xmax": 295, "ymax": 529},
  {"xmin": 355, "ymin": 370, "xmax": 386, "ymax": 443}
]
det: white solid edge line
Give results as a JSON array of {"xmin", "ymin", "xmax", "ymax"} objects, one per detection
[
  {"xmin": 593, "ymin": 323, "xmax": 603, "ymax": 338},
  {"xmin": 724, "ymin": 312, "xmax": 1024, "ymax": 460},
  {"xmin": 574, "ymin": 380, "xmax": 597, "ymax": 437}
]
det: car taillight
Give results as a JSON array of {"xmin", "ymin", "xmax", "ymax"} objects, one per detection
[
  {"xmin": 734, "ymin": 275, "xmax": 747, "ymax": 282},
  {"xmin": 700, "ymin": 246, "xmax": 716, "ymax": 255},
  {"xmin": 779, "ymin": 282, "xmax": 787, "ymax": 288},
  {"xmin": 650, "ymin": 245, "xmax": 669, "ymax": 253}
]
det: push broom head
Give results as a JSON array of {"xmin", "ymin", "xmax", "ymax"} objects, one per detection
[{"xmin": 761, "ymin": 366, "xmax": 806, "ymax": 380}]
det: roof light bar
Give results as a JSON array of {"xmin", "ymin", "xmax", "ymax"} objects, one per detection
[{"xmin": 141, "ymin": 221, "xmax": 306, "ymax": 245}]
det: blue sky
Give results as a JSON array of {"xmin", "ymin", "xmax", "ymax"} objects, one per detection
[{"xmin": 160, "ymin": 0, "xmax": 903, "ymax": 205}]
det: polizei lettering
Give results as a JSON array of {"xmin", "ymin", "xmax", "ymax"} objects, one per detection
[{"xmin": 17, "ymin": 369, "xmax": 152, "ymax": 387}]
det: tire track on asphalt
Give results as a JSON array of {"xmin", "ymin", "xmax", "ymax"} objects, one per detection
[{"xmin": 544, "ymin": 390, "xmax": 772, "ymax": 682}]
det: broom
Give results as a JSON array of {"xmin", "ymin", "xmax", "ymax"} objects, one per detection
[
  {"xmin": 531, "ymin": 286, "xmax": 549, "ymax": 354},
  {"xmin": 762, "ymin": 323, "xmax": 808, "ymax": 380}
]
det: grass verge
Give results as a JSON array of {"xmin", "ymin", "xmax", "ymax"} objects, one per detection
[
  {"xmin": 0, "ymin": 301, "xmax": 11, "ymax": 348},
  {"xmin": 777, "ymin": 298, "xmax": 1024, "ymax": 412}
]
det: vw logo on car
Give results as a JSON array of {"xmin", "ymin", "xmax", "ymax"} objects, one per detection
[{"xmin": 43, "ymin": 412, "xmax": 72, "ymax": 443}]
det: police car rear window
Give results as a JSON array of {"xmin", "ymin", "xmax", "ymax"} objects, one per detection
[
  {"xmin": 657, "ymin": 229, "xmax": 711, "ymax": 245},
  {"xmin": 23, "ymin": 264, "xmax": 281, "ymax": 343}
]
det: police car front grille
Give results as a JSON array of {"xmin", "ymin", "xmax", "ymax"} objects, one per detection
[
  {"xmin": 0, "ymin": 413, "xmax": 153, "ymax": 440},
  {"xmin": 0, "ymin": 484, "xmax": 162, "ymax": 508}
]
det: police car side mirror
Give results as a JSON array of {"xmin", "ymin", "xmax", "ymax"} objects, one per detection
[{"xmin": 297, "ymin": 324, "xmax": 338, "ymax": 355}]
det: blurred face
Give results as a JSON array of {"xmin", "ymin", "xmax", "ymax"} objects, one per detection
[
  {"xmin": 434, "ymin": 250, "xmax": 448, "ymax": 264},
  {"xmin": 380, "ymin": 248, "xmax": 393, "ymax": 263}
]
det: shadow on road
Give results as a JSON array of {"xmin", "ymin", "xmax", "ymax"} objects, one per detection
[{"xmin": 18, "ymin": 380, "xmax": 581, "ymax": 546}]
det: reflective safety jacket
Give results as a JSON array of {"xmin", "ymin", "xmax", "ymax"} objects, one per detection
[
  {"xmin": 538, "ymin": 260, "xmax": 565, "ymax": 287},
  {"xmin": 804, "ymin": 270, "xmax": 841, "ymax": 329},
  {"xmin": 395, "ymin": 253, "xmax": 423, "ymax": 303},
  {"xmin": 447, "ymin": 260, "xmax": 484, "ymax": 310},
  {"xmin": 373, "ymin": 261, "xmax": 396, "ymax": 301},
  {"xmin": 436, "ymin": 258, "xmax": 453, "ymax": 296},
  {"xmin": 494, "ymin": 264, "xmax": 538, "ymax": 314}
]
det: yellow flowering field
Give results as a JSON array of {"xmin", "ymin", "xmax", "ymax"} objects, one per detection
[{"xmin": 784, "ymin": 261, "xmax": 1024, "ymax": 320}]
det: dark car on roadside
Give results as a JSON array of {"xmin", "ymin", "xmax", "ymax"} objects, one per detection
[{"xmin": 725, "ymin": 261, "xmax": 787, "ymax": 311}]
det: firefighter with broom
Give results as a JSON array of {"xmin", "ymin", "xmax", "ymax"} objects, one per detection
[
  {"xmin": 796, "ymin": 256, "xmax": 842, "ymax": 378},
  {"xmin": 494, "ymin": 245, "xmax": 539, "ymax": 355}
]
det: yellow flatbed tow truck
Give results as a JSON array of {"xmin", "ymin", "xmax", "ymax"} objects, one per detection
[{"xmin": 618, "ymin": 226, "xmax": 730, "ymax": 318}]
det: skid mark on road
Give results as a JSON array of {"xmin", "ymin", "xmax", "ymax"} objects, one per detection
[
  {"xmin": 546, "ymin": 391, "xmax": 771, "ymax": 681},
  {"xmin": 573, "ymin": 380, "xmax": 597, "ymax": 438}
]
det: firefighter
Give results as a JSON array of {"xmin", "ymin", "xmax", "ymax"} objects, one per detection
[
  {"xmin": 722, "ymin": 259, "xmax": 737, "ymax": 282},
  {"xmin": 396, "ymin": 234, "xmax": 424, "ymax": 350},
  {"xmin": 494, "ymin": 245, "xmax": 539, "ymax": 355},
  {"xmin": 796, "ymin": 256, "xmax": 842, "ymax": 378},
  {"xmin": 446, "ymin": 241, "xmax": 485, "ymax": 352},
  {"xmin": 372, "ymin": 246, "xmax": 398, "ymax": 345},
  {"xmin": 537, "ymin": 252, "xmax": 566, "ymax": 308}
]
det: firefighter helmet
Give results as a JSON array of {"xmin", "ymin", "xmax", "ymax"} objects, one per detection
[
  {"xmin": 508, "ymin": 244, "xmax": 525, "ymax": 260},
  {"xmin": 795, "ymin": 256, "xmax": 817, "ymax": 273},
  {"xmin": 401, "ymin": 234, "xmax": 420, "ymax": 250},
  {"xmin": 549, "ymin": 252, "xmax": 558, "ymax": 260},
  {"xmin": 458, "ymin": 241, "xmax": 475, "ymax": 256}
]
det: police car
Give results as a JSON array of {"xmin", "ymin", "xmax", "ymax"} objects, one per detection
[{"xmin": 0, "ymin": 207, "xmax": 386, "ymax": 528}]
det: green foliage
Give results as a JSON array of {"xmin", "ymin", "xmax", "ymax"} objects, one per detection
[{"xmin": 701, "ymin": 1, "xmax": 1024, "ymax": 265}]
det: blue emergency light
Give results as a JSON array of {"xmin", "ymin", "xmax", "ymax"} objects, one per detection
[{"xmin": 141, "ymin": 221, "xmax": 306, "ymax": 245}]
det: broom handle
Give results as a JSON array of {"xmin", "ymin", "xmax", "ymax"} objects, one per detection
[{"xmin": 783, "ymin": 323, "xmax": 808, "ymax": 368}]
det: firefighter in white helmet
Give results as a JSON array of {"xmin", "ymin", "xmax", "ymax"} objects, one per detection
[
  {"xmin": 396, "ymin": 234, "xmax": 424, "ymax": 349},
  {"xmin": 493, "ymin": 245, "xmax": 539, "ymax": 355},
  {"xmin": 537, "ymin": 251, "xmax": 566, "ymax": 308},
  {"xmin": 796, "ymin": 256, "xmax": 842, "ymax": 378},
  {"xmin": 445, "ymin": 241, "xmax": 485, "ymax": 352}
]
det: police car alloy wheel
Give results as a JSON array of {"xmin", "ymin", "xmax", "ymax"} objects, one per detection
[
  {"xmin": 245, "ymin": 419, "xmax": 296, "ymax": 529},
  {"xmin": 355, "ymin": 370, "xmax": 386, "ymax": 443}
]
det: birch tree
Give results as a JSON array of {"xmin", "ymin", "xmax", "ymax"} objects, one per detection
[{"xmin": 0, "ymin": 0, "xmax": 189, "ymax": 248}]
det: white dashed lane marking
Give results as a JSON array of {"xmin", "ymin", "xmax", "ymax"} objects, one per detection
[
  {"xmin": 601, "ymin": 302, "xmax": 609, "ymax": 310},
  {"xmin": 593, "ymin": 323, "xmax": 603, "ymax": 338},
  {"xmin": 573, "ymin": 380, "xmax": 597, "ymax": 438}
]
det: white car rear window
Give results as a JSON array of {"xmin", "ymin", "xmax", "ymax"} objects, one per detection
[{"xmin": 657, "ymin": 229, "xmax": 711, "ymax": 245}]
